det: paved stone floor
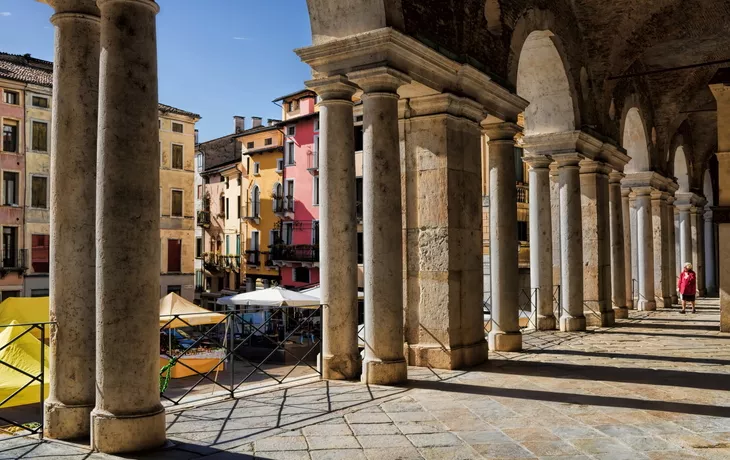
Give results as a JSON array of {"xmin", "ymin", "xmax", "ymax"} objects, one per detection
[{"xmin": 1, "ymin": 298, "xmax": 729, "ymax": 459}]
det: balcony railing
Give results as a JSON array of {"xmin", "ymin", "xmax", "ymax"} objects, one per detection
[
  {"xmin": 243, "ymin": 201, "xmax": 261, "ymax": 221},
  {"xmin": 307, "ymin": 150, "xmax": 319, "ymax": 175},
  {"xmin": 516, "ymin": 184, "xmax": 529, "ymax": 204},
  {"xmin": 203, "ymin": 253, "xmax": 240, "ymax": 273},
  {"xmin": 197, "ymin": 210, "xmax": 211, "ymax": 228},
  {"xmin": 1, "ymin": 249, "xmax": 27, "ymax": 271},
  {"xmin": 270, "ymin": 244, "xmax": 319, "ymax": 263},
  {"xmin": 245, "ymin": 250, "xmax": 260, "ymax": 266}
]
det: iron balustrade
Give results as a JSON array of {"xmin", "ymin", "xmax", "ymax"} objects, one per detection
[
  {"xmin": 203, "ymin": 254, "xmax": 240, "ymax": 273},
  {"xmin": 245, "ymin": 250, "xmax": 260, "ymax": 266},
  {"xmin": 273, "ymin": 197, "xmax": 286, "ymax": 214},
  {"xmin": 1, "ymin": 250, "xmax": 27, "ymax": 271},
  {"xmin": 269, "ymin": 245, "xmax": 319, "ymax": 263},
  {"xmin": 159, "ymin": 305, "xmax": 322, "ymax": 406},
  {"xmin": 197, "ymin": 210, "xmax": 211, "ymax": 228},
  {"xmin": 0, "ymin": 321, "xmax": 53, "ymax": 440},
  {"xmin": 307, "ymin": 150, "xmax": 319, "ymax": 172},
  {"xmin": 516, "ymin": 184, "xmax": 529, "ymax": 204}
]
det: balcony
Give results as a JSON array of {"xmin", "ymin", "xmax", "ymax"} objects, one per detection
[
  {"xmin": 197, "ymin": 210, "xmax": 211, "ymax": 228},
  {"xmin": 517, "ymin": 184, "xmax": 529, "ymax": 204},
  {"xmin": 269, "ymin": 244, "xmax": 319, "ymax": 267},
  {"xmin": 245, "ymin": 250, "xmax": 260, "ymax": 267},
  {"xmin": 0, "ymin": 249, "xmax": 28, "ymax": 276},
  {"xmin": 273, "ymin": 196, "xmax": 295, "ymax": 218},
  {"xmin": 203, "ymin": 253, "xmax": 240, "ymax": 274},
  {"xmin": 243, "ymin": 201, "xmax": 261, "ymax": 224},
  {"xmin": 307, "ymin": 150, "xmax": 319, "ymax": 176}
]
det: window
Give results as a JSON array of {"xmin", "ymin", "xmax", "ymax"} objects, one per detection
[
  {"xmin": 314, "ymin": 119, "xmax": 320, "ymax": 132},
  {"xmin": 270, "ymin": 229, "xmax": 281, "ymax": 246},
  {"xmin": 31, "ymin": 176, "xmax": 48, "ymax": 208},
  {"xmin": 282, "ymin": 222, "xmax": 293, "ymax": 245},
  {"xmin": 237, "ymin": 196, "xmax": 241, "ymax": 219},
  {"xmin": 3, "ymin": 122, "xmax": 18, "ymax": 152},
  {"xmin": 3, "ymin": 91, "xmax": 19, "ymax": 105},
  {"xmin": 167, "ymin": 285, "xmax": 182, "ymax": 295},
  {"xmin": 172, "ymin": 144, "xmax": 183, "ymax": 169},
  {"xmin": 517, "ymin": 221, "xmax": 529, "ymax": 243},
  {"xmin": 167, "ymin": 239, "xmax": 182, "ymax": 272},
  {"xmin": 31, "ymin": 234, "xmax": 49, "ymax": 273},
  {"xmin": 286, "ymin": 142, "xmax": 295, "ymax": 165},
  {"xmin": 226, "ymin": 177, "xmax": 229, "ymax": 189},
  {"xmin": 312, "ymin": 221, "xmax": 319, "ymax": 245},
  {"xmin": 247, "ymin": 141, "xmax": 255, "ymax": 149},
  {"xmin": 312, "ymin": 134, "xmax": 320, "ymax": 168},
  {"xmin": 354, "ymin": 125, "xmax": 364, "ymax": 152},
  {"xmin": 276, "ymin": 158, "xmax": 284, "ymax": 172},
  {"xmin": 2, "ymin": 227, "xmax": 17, "ymax": 267},
  {"xmin": 171, "ymin": 190, "xmax": 183, "ymax": 217},
  {"xmin": 226, "ymin": 198, "xmax": 229, "ymax": 219},
  {"xmin": 313, "ymin": 176, "xmax": 320, "ymax": 206},
  {"xmin": 3, "ymin": 172, "xmax": 18, "ymax": 206},
  {"xmin": 285, "ymin": 180, "xmax": 294, "ymax": 199},
  {"xmin": 31, "ymin": 121, "xmax": 48, "ymax": 152},
  {"xmin": 253, "ymin": 162, "xmax": 260, "ymax": 175},
  {"xmin": 31, "ymin": 96, "xmax": 49, "ymax": 108},
  {"xmin": 293, "ymin": 267, "xmax": 310, "ymax": 284},
  {"xmin": 286, "ymin": 126, "xmax": 295, "ymax": 136},
  {"xmin": 226, "ymin": 235, "xmax": 230, "ymax": 254},
  {"xmin": 195, "ymin": 237, "xmax": 202, "ymax": 258},
  {"xmin": 236, "ymin": 234, "xmax": 240, "ymax": 256},
  {"xmin": 172, "ymin": 122, "xmax": 184, "ymax": 133},
  {"xmin": 31, "ymin": 289, "xmax": 49, "ymax": 297},
  {"xmin": 251, "ymin": 186, "xmax": 260, "ymax": 217},
  {"xmin": 251, "ymin": 231, "xmax": 259, "ymax": 251},
  {"xmin": 265, "ymin": 138, "xmax": 273, "ymax": 146}
]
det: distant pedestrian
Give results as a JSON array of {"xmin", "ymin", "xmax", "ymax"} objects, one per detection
[{"xmin": 678, "ymin": 262, "xmax": 697, "ymax": 314}]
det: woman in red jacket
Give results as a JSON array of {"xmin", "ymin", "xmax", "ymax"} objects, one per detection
[{"xmin": 678, "ymin": 262, "xmax": 697, "ymax": 314}]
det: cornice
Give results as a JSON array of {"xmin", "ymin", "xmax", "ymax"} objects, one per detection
[{"xmin": 519, "ymin": 130, "xmax": 602, "ymax": 160}]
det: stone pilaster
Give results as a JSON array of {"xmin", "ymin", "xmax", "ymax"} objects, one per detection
[
  {"xmin": 666, "ymin": 195, "xmax": 678, "ymax": 305},
  {"xmin": 634, "ymin": 187, "xmax": 656, "ymax": 311},
  {"xmin": 91, "ymin": 0, "xmax": 166, "ymax": 453},
  {"xmin": 483, "ymin": 122, "xmax": 523, "ymax": 350},
  {"xmin": 580, "ymin": 160, "xmax": 614, "ymax": 326},
  {"xmin": 348, "ymin": 66, "xmax": 410, "ymax": 384},
  {"xmin": 629, "ymin": 191, "xmax": 639, "ymax": 308},
  {"xmin": 705, "ymin": 209, "xmax": 717, "ymax": 296},
  {"xmin": 524, "ymin": 155, "xmax": 556, "ymax": 330},
  {"xmin": 44, "ymin": 0, "xmax": 100, "ymax": 441},
  {"xmin": 621, "ymin": 188, "xmax": 634, "ymax": 309},
  {"xmin": 691, "ymin": 205, "xmax": 706, "ymax": 296},
  {"xmin": 402, "ymin": 93, "xmax": 488, "ymax": 369},
  {"xmin": 651, "ymin": 190, "xmax": 672, "ymax": 308},
  {"xmin": 609, "ymin": 173, "xmax": 628, "ymax": 318},
  {"xmin": 305, "ymin": 76, "xmax": 360, "ymax": 380},
  {"xmin": 550, "ymin": 164, "xmax": 561, "ymax": 303}
]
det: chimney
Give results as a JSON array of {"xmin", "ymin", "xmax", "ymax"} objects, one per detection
[
  {"xmin": 194, "ymin": 129, "xmax": 199, "ymax": 144},
  {"xmin": 267, "ymin": 119, "xmax": 281, "ymax": 127},
  {"xmin": 252, "ymin": 117, "xmax": 263, "ymax": 128},
  {"xmin": 233, "ymin": 116, "xmax": 245, "ymax": 133}
]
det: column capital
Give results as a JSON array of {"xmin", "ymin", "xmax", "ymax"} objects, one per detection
[
  {"xmin": 97, "ymin": 0, "xmax": 159, "ymax": 13},
  {"xmin": 633, "ymin": 186, "xmax": 653, "ymax": 197},
  {"xmin": 666, "ymin": 195, "xmax": 676, "ymax": 206},
  {"xmin": 650, "ymin": 189, "xmax": 668, "ymax": 201},
  {"xmin": 305, "ymin": 75, "xmax": 357, "ymax": 103},
  {"xmin": 579, "ymin": 159, "xmax": 611, "ymax": 175},
  {"xmin": 347, "ymin": 66, "xmax": 411, "ymax": 94},
  {"xmin": 42, "ymin": 0, "xmax": 99, "ymax": 15},
  {"xmin": 482, "ymin": 122, "xmax": 521, "ymax": 141},
  {"xmin": 621, "ymin": 187, "xmax": 632, "ymax": 198},
  {"xmin": 553, "ymin": 153, "xmax": 583, "ymax": 168},
  {"xmin": 405, "ymin": 93, "xmax": 486, "ymax": 123},
  {"xmin": 609, "ymin": 171, "xmax": 625, "ymax": 184},
  {"xmin": 522, "ymin": 154, "xmax": 552, "ymax": 169}
]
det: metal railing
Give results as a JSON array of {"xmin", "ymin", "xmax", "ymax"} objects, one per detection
[
  {"xmin": 307, "ymin": 150, "xmax": 319, "ymax": 172},
  {"xmin": 516, "ymin": 184, "xmax": 529, "ymax": 204},
  {"xmin": 203, "ymin": 254, "xmax": 240, "ymax": 273},
  {"xmin": 1, "ymin": 250, "xmax": 27, "ymax": 271},
  {"xmin": 270, "ymin": 244, "xmax": 319, "ymax": 263},
  {"xmin": 197, "ymin": 210, "xmax": 211, "ymax": 228},
  {"xmin": 159, "ymin": 305, "xmax": 322, "ymax": 406},
  {"xmin": 0, "ymin": 321, "xmax": 53, "ymax": 440},
  {"xmin": 245, "ymin": 250, "xmax": 260, "ymax": 266}
]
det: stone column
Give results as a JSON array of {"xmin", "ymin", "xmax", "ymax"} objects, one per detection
[
  {"xmin": 580, "ymin": 160, "xmax": 613, "ymax": 326},
  {"xmin": 705, "ymin": 210, "xmax": 717, "ymax": 296},
  {"xmin": 554, "ymin": 154, "xmax": 586, "ymax": 331},
  {"xmin": 677, "ymin": 202, "xmax": 693, "ymax": 282},
  {"xmin": 629, "ymin": 192, "xmax": 639, "ymax": 307},
  {"xmin": 402, "ymin": 94, "xmax": 488, "ymax": 369},
  {"xmin": 305, "ymin": 76, "xmax": 359, "ymax": 380},
  {"xmin": 696, "ymin": 205, "xmax": 706, "ymax": 296},
  {"xmin": 635, "ymin": 188, "xmax": 656, "ymax": 310},
  {"xmin": 524, "ymin": 155, "xmax": 556, "ymax": 330},
  {"xmin": 44, "ymin": 0, "xmax": 100, "ymax": 441},
  {"xmin": 484, "ymin": 123, "xmax": 523, "ymax": 349},
  {"xmin": 550, "ymin": 164, "xmax": 561, "ymax": 309},
  {"xmin": 609, "ymin": 173, "xmax": 628, "ymax": 318},
  {"xmin": 691, "ymin": 206, "xmax": 705, "ymax": 296},
  {"xmin": 91, "ymin": 0, "xmax": 165, "ymax": 453},
  {"xmin": 666, "ymin": 196, "xmax": 678, "ymax": 305},
  {"xmin": 651, "ymin": 191, "xmax": 671, "ymax": 308},
  {"xmin": 348, "ymin": 67, "xmax": 410, "ymax": 384},
  {"xmin": 621, "ymin": 188, "xmax": 634, "ymax": 309}
]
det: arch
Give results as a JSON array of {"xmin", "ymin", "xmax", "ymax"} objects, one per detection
[
  {"xmin": 673, "ymin": 146, "xmax": 690, "ymax": 192},
  {"xmin": 515, "ymin": 30, "xmax": 577, "ymax": 135},
  {"xmin": 251, "ymin": 185, "xmax": 261, "ymax": 218},
  {"xmin": 703, "ymin": 169, "xmax": 713, "ymax": 207},
  {"xmin": 622, "ymin": 107, "xmax": 651, "ymax": 173},
  {"xmin": 272, "ymin": 182, "xmax": 283, "ymax": 197},
  {"xmin": 485, "ymin": 0, "xmax": 502, "ymax": 35},
  {"xmin": 306, "ymin": 0, "xmax": 403, "ymax": 45}
]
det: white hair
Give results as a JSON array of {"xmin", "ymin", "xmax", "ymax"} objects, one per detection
[{"xmin": 684, "ymin": 262, "xmax": 693, "ymax": 270}]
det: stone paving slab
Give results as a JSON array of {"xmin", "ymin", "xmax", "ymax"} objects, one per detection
[{"xmin": 2, "ymin": 299, "xmax": 729, "ymax": 459}]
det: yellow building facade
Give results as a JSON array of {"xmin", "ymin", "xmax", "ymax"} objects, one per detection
[{"xmin": 159, "ymin": 105, "xmax": 200, "ymax": 301}]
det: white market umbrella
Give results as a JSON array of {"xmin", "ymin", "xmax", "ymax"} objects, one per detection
[
  {"xmin": 302, "ymin": 285, "xmax": 365, "ymax": 301},
  {"xmin": 216, "ymin": 286, "xmax": 320, "ymax": 308}
]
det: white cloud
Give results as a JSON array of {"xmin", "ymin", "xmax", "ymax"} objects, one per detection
[
  {"xmin": 0, "ymin": 12, "xmax": 12, "ymax": 17},
  {"xmin": 232, "ymin": 36, "xmax": 249, "ymax": 41}
]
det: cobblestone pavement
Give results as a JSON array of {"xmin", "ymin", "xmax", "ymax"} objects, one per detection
[{"xmin": 2, "ymin": 298, "xmax": 729, "ymax": 459}]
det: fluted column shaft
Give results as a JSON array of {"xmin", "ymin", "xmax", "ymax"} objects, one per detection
[
  {"xmin": 525, "ymin": 155, "xmax": 556, "ymax": 330},
  {"xmin": 44, "ymin": 1, "xmax": 100, "ymax": 441},
  {"xmin": 348, "ymin": 67, "xmax": 410, "ymax": 384},
  {"xmin": 621, "ymin": 188, "xmax": 634, "ymax": 309},
  {"xmin": 609, "ymin": 174, "xmax": 628, "ymax": 318},
  {"xmin": 484, "ymin": 123, "xmax": 522, "ymax": 350},
  {"xmin": 91, "ymin": 0, "xmax": 165, "ymax": 453},
  {"xmin": 305, "ymin": 77, "xmax": 359, "ymax": 379},
  {"xmin": 555, "ymin": 154, "xmax": 586, "ymax": 331},
  {"xmin": 635, "ymin": 188, "xmax": 656, "ymax": 310}
]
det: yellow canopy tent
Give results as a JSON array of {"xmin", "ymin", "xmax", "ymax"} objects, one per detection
[
  {"xmin": 0, "ymin": 320, "xmax": 50, "ymax": 408},
  {"xmin": 159, "ymin": 293, "xmax": 226, "ymax": 329},
  {"xmin": 0, "ymin": 297, "xmax": 50, "ymax": 339}
]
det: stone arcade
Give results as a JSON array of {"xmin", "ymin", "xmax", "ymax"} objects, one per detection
[{"xmin": 39, "ymin": 0, "xmax": 728, "ymax": 454}]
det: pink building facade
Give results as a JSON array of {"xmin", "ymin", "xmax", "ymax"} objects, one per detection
[{"xmin": 272, "ymin": 90, "xmax": 321, "ymax": 288}]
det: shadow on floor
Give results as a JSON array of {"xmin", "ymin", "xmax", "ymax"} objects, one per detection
[
  {"xmin": 614, "ymin": 322, "xmax": 721, "ymax": 331},
  {"xmin": 526, "ymin": 348, "xmax": 730, "ymax": 366},
  {"xmin": 594, "ymin": 330, "xmax": 729, "ymax": 340}
]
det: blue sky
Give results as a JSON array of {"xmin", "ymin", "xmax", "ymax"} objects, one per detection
[{"xmin": 0, "ymin": 0, "xmax": 313, "ymax": 141}]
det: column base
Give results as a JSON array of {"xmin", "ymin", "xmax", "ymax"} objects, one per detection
[
  {"xmin": 655, "ymin": 296, "xmax": 672, "ymax": 309},
  {"xmin": 362, "ymin": 358, "xmax": 407, "ymax": 385},
  {"xmin": 488, "ymin": 331, "xmax": 522, "ymax": 352},
  {"xmin": 613, "ymin": 306, "xmax": 630, "ymax": 319},
  {"xmin": 638, "ymin": 299, "xmax": 656, "ymax": 311},
  {"xmin": 44, "ymin": 400, "xmax": 93, "ymax": 440},
  {"xmin": 322, "ymin": 353, "xmax": 361, "ymax": 380},
  {"xmin": 560, "ymin": 315, "xmax": 586, "ymax": 332},
  {"xmin": 627, "ymin": 299, "xmax": 635, "ymax": 310},
  {"xmin": 406, "ymin": 340, "xmax": 487, "ymax": 370},
  {"xmin": 698, "ymin": 289, "xmax": 706, "ymax": 297},
  {"xmin": 91, "ymin": 406, "xmax": 166, "ymax": 454},
  {"xmin": 586, "ymin": 309, "xmax": 615, "ymax": 327},
  {"xmin": 671, "ymin": 295, "xmax": 678, "ymax": 305},
  {"xmin": 534, "ymin": 314, "xmax": 557, "ymax": 331}
]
